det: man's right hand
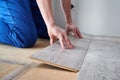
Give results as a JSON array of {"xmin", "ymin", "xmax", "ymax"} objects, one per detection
[{"xmin": 47, "ymin": 24, "xmax": 74, "ymax": 49}]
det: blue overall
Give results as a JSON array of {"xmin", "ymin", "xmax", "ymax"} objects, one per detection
[{"xmin": 0, "ymin": 0, "xmax": 49, "ymax": 48}]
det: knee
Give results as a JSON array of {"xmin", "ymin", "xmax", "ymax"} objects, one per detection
[
  {"xmin": 0, "ymin": 19, "xmax": 38, "ymax": 48},
  {"xmin": 14, "ymin": 34, "xmax": 37, "ymax": 48},
  {"xmin": 0, "ymin": 0, "xmax": 38, "ymax": 48},
  {"xmin": 16, "ymin": 39, "xmax": 37, "ymax": 48},
  {"xmin": 10, "ymin": 25, "xmax": 38, "ymax": 48}
]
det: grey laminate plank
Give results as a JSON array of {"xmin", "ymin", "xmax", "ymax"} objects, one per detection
[
  {"xmin": 77, "ymin": 39, "xmax": 120, "ymax": 80},
  {"xmin": 32, "ymin": 36, "xmax": 91, "ymax": 72},
  {"xmin": 1, "ymin": 63, "xmax": 36, "ymax": 80},
  {"xmin": 93, "ymin": 35, "xmax": 120, "ymax": 42}
]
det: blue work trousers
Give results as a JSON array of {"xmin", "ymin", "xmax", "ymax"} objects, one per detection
[{"xmin": 0, "ymin": 0, "xmax": 49, "ymax": 48}]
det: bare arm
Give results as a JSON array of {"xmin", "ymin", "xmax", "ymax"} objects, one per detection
[
  {"xmin": 61, "ymin": 0, "xmax": 72, "ymax": 24},
  {"xmin": 61, "ymin": 0, "xmax": 82, "ymax": 38},
  {"xmin": 36, "ymin": 0, "xmax": 74, "ymax": 49},
  {"xmin": 36, "ymin": 0, "xmax": 55, "ymax": 26}
]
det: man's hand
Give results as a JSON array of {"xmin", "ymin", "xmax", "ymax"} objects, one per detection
[
  {"xmin": 61, "ymin": 0, "xmax": 82, "ymax": 39},
  {"xmin": 66, "ymin": 23, "xmax": 82, "ymax": 38},
  {"xmin": 47, "ymin": 24, "xmax": 74, "ymax": 49}
]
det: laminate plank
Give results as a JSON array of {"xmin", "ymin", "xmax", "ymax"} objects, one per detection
[
  {"xmin": 0, "ymin": 62, "xmax": 20, "ymax": 79},
  {"xmin": 2, "ymin": 63, "xmax": 35, "ymax": 80},
  {"xmin": 32, "ymin": 36, "xmax": 91, "ymax": 72},
  {"xmin": 77, "ymin": 39, "xmax": 120, "ymax": 80}
]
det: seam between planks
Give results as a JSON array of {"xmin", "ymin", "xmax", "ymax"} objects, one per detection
[{"xmin": 78, "ymin": 38, "xmax": 93, "ymax": 71}]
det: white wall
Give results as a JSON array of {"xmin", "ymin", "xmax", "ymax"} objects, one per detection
[
  {"xmin": 52, "ymin": 0, "xmax": 120, "ymax": 37},
  {"xmin": 52, "ymin": 0, "xmax": 66, "ymax": 28},
  {"xmin": 52, "ymin": 0, "xmax": 77, "ymax": 28}
]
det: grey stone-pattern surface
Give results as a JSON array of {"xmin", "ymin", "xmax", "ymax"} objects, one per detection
[
  {"xmin": 77, "ymin": 39, "xmax": 120, "ymax": 80},
  {"xmin": 32, "ymin": 36, "xmax": 91, "ymax": 72}
]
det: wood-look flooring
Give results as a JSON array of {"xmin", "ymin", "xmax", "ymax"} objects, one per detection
[
  {"xmin": 32, "ymin": 34, "xmax": 120, "ymax": 80},
  {"xmin": 32, "ymin": 36, "xmax": 91, "ymax": 72},
  {"xmin": 77, "ymin": 39, "xmax": 120, "ymax": 80}
]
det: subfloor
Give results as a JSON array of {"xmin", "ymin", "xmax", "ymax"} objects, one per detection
[{"xmin": 0, "ymin": 33, "xmax": 120, "ymax": 80}]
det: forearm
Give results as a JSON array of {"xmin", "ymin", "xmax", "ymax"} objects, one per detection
[
  {"xmin": 36, "ymin": 0, "xmax": 55, "ymax": 27},
  {"xmin": 61, "ymin": 0, "xmax": 72, "ymax": 24}
]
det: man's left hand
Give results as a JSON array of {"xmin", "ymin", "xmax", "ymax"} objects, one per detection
[{"xmin": 66, "ymin": 23, "xmax": 82, "ymax": 38}]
